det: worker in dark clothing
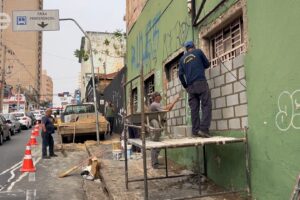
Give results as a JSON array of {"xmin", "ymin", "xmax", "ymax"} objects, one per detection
[
  {"xmin": 105, "ymin": 101, "xmax": 115, "ymax": 136},
  {"xmin": 179, "ymin": 41, "xmax": 212, "ymax": 138},
  {"xmin": 150, "ymin": 92, "xmax": 179, "ymax": 169},
  {"xmin": 41, "ymin": 108, "xmax": 57, "ymax": 159}
]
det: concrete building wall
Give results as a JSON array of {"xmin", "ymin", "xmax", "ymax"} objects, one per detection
[
  {"xmin": 125, "ymin": 0, "xmax": 147, "ymax": 32},
  {"xmin": 0, "ymin": 0, "xmax": 43, "ymax": 99},
  {"xmin": 80, "ymin": 32, "xmax": 125, "ymax": 101},
  {"xmin": 127, "ymin": 0, "xmax": 300, "ymax": 199},
  {"xmin": 40, "ymin": 70, "xmax": 53, "ymax": 104}
]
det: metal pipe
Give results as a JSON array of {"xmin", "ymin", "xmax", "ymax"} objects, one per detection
[
  {"xmin": 244, "ymin": 127, "xmax": 251, "ymax": 196},
  {"xmin": 124, "ymin": 125, "xmax": 129, "ymax": 190},
  {"xmin": 203, "ymin": 145, "xmax": 207, "ymax": 176},
  {"xmin": 124, "ymin": 124, "xmax": 142, "ymax": 129},
  {"xmin": 59, "ymin": 18, "xmax": 100, "ymax": 144},
  {"xmin": 164, "ymin": 148, "xmax": 169, "ymax": 177},
  {"xmin": 140, "ymin": 65, "xmax": 148, "ymax": 200},
  {"xmin": 124, "ymin": 75, "xmax": 140, "ymax": 86},
  {"xmin": 193, "ymin": 0, "xmax": 206, "ymax": 26},
  {"xmin": 128, "ymin": 174, "xmax": 194, "ymax": 182},
  {"xmin": 196, "ymin": 145, "xmax": 202, "ymax": 195}
]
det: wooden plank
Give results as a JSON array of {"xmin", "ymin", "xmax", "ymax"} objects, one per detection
[{"xmin": 129, "ymin": 136, "xmax": 245, "ymax": 150}]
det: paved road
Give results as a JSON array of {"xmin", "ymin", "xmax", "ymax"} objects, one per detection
[{"xmin": 0, "ymin": 127, "xmax": 41, "ymax": 199}]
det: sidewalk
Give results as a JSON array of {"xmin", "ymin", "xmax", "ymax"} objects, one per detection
[{"xmin": 87, "ymin": 135, "xmax": 246, "ymax": 200}]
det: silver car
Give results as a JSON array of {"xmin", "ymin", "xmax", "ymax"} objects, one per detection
[
  {"xmin": 0, "ymin": 115, "xmax": 11, "ymax": 145},
  {"xmin": 2, "ymin": 113, "xmax": 22, "ymax": 134}
]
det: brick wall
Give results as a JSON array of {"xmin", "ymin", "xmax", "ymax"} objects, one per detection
[
  {"xmin": 206, "ymin": 54, "xmax": 248, "ymax": 131},
  {"xmin": 166, "ymin": 77, "xmax": 186, "ymax": 132}
]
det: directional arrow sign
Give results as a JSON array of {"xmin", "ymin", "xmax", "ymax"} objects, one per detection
[{"xmin": 12, "ymin": 10, "xmax": 59, "ymax": 31}]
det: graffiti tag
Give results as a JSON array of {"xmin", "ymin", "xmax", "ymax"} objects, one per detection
[{"xmin": 275, "ymin": 90, "xmax": 300, "ymax": 131}]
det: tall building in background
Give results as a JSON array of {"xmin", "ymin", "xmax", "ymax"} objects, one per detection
[
  {"xmin": 0, "ymin": 0, "xmax": 43, "ymax": 104},
  {"xmin": 40, "ymin": 70, "xmax": 53, "ymax": 105}
]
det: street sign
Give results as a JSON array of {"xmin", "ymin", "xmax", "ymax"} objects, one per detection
[{"xmin": 12, "ymin": 10, "xmax": 59, "ymax": 31}]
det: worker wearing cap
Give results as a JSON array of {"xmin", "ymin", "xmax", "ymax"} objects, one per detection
[
  {"xmin": 179, "ymin": 41, "xmax": 211, "ymax": 138},
  {"xmin": 150, "ymin": 92, "xmax": 179, "ymax": 168}
]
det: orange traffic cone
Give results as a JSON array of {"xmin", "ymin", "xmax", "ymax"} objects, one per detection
[
  {"xmin": 33, "ymin": 128, "xmax": 39, "ymax": 136},
  {"xmin": 24, "ymin": 143, "xmax": 32, "ymax": 155},
  {"xmin": 29, "ymin": 135, "xmax": 38, "ymax": 146},
  {"xmin": 20, "ymin": 154, "xmax": 36, "ymax": 172}
]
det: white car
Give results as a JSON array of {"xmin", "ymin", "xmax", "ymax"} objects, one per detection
[
  {"xmin": 11, "ymin": 112, "xmax": 32, "ymax": 129},
  {"xmin": 32, "ymin": 110, "xmax": 44, "ymax": 122}
]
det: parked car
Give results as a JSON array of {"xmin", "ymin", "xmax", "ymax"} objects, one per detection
[
  {"xmin": 11, "ymin": 112, "xmax": 32, "ymax": 129},
  {"xmin": 0, "ymin": 115, "xmax": 11, "ymax": 145},
  {"xmin": 26, "ymin": 112, "xmax": 36, "ymax": 126},
  {"xmin": 2, "ymin": 113, "xmax": 21, "ymax": 134},
  {"xmin": 31, "ymin": 110, "xmax": 43, "ymax": 123}
]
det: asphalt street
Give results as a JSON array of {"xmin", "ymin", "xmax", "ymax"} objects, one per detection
[{"xmin": 0, "ymin": 127, "xmax": 42, "ymax": 199}]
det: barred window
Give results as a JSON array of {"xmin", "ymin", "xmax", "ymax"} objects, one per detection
[
  {"xmin": 144, "ymin": 75, "xmax": 154, "ymax": 105},
  {"xmin": 210, "ymin": 17, "xmax": 244, "ymax": 67},
  {"xmin": 131, "ymin": 88, "xmax": 138, "ymax": 112}
]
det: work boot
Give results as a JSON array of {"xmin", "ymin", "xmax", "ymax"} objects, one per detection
[
  {"xmin": 197, "ymin": 131, "xmax": 211, "ymax": 138},
  {"xmin": 50, "ymin": 154, "xmax": 58, "ymax": 157},
  {"xmin": 42, "ymin": 156, "xmax": 51, "ymax": 159}
]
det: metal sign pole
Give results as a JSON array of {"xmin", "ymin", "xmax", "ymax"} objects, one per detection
[{"xmin": 59, "ymin": 18, "xmax": 100, "ymax": 144}]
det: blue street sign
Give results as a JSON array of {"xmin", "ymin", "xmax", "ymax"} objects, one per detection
[{"xmin": 16, "ymin": 16, "xmax": 27, "ymax": 25}]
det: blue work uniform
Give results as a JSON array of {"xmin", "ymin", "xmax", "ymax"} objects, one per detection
[{"xmin": 179, "ymin": 49, "xmax": 212, "ymax": 134}]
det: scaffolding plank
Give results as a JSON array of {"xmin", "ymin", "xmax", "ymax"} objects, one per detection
[{"xmin": 128, "ymin": 136, "xmax": 245, "ymax": 149}]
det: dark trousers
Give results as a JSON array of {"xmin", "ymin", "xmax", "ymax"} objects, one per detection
[
  {"xmin": 42, "ymin": 132, "xmax": 54, "ymax": 156},
  {"xmin": 107, "ymin": 117, "xmax": 114, "ymax": 135},
  {"xmin": 128, "ymin": 127, "xmax": 140, "ymax": 152},
  {"xmin": 187, "ymin": 80, "xmax": 212, "ymax": 134}
]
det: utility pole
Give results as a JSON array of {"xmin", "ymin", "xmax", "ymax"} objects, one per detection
[
  {"xmin": 60, "ymin": 18, "xmax": 100, "ymax": 144},
  {"xmin": 0, "ymin": 44, "xmax": 7, "ymax": 113},
  {"xmin": 17, "ymin": 84, "xmax": 20, "ymax": 111}
]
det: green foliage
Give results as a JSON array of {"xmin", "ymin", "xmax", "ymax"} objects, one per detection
[{"xmin": 74, "ymin": 49, "xmax": 89, "ymax": 61}]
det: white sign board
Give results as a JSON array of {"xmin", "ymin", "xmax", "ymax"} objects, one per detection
[{"xmin": 12, "ymin": 10, "xmax": 59, "ymax": 31}]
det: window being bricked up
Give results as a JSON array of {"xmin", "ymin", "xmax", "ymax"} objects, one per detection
[
  {"xmin": 144, "ymin": 74, "xmax": 155, "ymax": 105},
  {"xmin": 131, "ymin": 88, "xmax": 138, "ymax": 112},
  {"xmin": 210, "ymin": 17, "xmax": 244, "ymax": 68}
]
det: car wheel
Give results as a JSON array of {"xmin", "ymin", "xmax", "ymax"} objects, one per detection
[
  {"xmin": 0, "ymin": 134, "xmax": 3, "ymax": 145},
  {"xmin": 18, "ymin": 127, "xmax": 21, "ymax": 133},
  {"xmin": 6, "ymin": 131, "xmax": 11, "ymax": 141}
]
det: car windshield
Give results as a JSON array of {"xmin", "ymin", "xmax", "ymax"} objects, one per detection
[{"xmin": 64, "ymin": 104, "xmax": 95, "ymax": 114}]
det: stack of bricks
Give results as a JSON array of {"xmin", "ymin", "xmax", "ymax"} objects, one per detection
[
  {"xmin": 166, "ymin": 77, "xmax": 186, "ymax": 133},
  {"xmin": 206, "ymin": 54, "xmax": 248, "ymax": 131}
]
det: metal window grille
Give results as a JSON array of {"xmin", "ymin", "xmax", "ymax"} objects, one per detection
[
  {"xmin": 210, "ymin": 17, "xmax": 244, "ymax": 68},
  {"xmin": 144, "ymin": 75, "xmax": 155, "ymax": 105},
  {"xmin": 132, "ymin": 88, "xmax": 138, "ymax": 112}
]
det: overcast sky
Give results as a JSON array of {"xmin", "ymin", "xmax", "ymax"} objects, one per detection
[{"xmin": 43, "ymin": 0, "xmax": 126, "ymax": 106}]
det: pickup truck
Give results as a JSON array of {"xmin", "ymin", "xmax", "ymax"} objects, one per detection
[{"xmin": 58, "ymin": 103, "xmax": 109, "ymax": 142}]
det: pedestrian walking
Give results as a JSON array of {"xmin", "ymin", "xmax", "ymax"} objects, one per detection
[
  {"xmin": 41, "ymin": 108, "xmax": 57, "ymax": 159},
  {"xmin": 179, "ymin": 41, "xmax": 212, "ymax": 138},
  {"xmin": 105, "ymin": 101, "xmax": 115, "ymax": 136},
  {"xmin": 150, "ymin": 92, "xmax": 179, "ymax": 169}
]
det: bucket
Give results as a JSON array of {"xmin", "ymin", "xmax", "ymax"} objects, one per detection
[
  {"xmin": 112, "ymin": 141, "xmax": 121, "ymax": 151},
  {"xmin": 126, "ymin": 145, "xmax": 132, "ymax": 158},
  {"xmin": 112, "ymin": 150, "xmax": 122, "ymax": 160}
]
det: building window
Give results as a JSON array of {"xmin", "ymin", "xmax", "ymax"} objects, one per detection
[
  {"xmin": 131, "ymin": 88, "xmax": 138, "ymax": 112},
  {"xmin": 144, "ymin": 74, "xmax": 154, "ymax": 105},
  {"xmin": 210, "ymin": 17, "xmax": 244, "ymax": 68},
  {"xmin": 165, "ymin": 53, "xmax": 183, "ymax": 82}
]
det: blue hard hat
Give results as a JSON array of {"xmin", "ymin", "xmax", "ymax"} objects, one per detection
[{"xmin": 184, "ymin": 41, "xmax": 194, "ymax": 49}]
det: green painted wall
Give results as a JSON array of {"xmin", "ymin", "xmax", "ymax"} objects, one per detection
[
  {"xmin": 127, "ymin": 0, "xmax": 300, "ymax": 199},
  {"xmin": 126, "ymin": 0, "xmax": 193, "ymax": 109},
  {"xmin": 246, "ymin": 0, "xmax": 300, "ymax": 199}
]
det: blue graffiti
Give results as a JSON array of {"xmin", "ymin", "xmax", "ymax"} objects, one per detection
[{"xmin": 130, "ymin": 13, "xmax": 190, "ymax": 69}]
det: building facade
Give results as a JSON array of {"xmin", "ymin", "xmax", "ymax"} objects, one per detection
[
  {"xmin": 126, "ymin": 0, "xmax": 300, "ymax": 199},
  {"xmin": 79, "ymin": 31, "xmax": 125, "ymax": 101},
  {"xmin": 40, "ymin": 70, "xmax": 53, "ymax": 105},
  {"xmin": 0, "ymin": 0, "xmax": 43, "ymax": 104}
]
